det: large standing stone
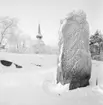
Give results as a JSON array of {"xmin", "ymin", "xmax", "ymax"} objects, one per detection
[{"xmin": 56, "ymin": 10, "xmax": 92, "ymax": 90}]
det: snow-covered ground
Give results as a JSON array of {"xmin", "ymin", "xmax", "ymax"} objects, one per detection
[{"xmin": 0, "ymin": 52, "xmax": 103, "ymax": 105}]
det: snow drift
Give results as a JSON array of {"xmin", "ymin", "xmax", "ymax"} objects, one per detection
[{"xmin": 0, "ymin": 52, "xmax": 103, "ymax": 105}]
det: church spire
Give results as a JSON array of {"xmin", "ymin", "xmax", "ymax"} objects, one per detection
[
  {"xmin": 36, "ymin": 24, "xmax": 43, "ymax": 39},
  {"xmin": 38, "ymin": 24, "xmax": 41, "ymax": 35}
]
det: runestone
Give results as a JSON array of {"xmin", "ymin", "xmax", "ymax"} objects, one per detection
[{"xmin": 56, "ymin": 10, "xmax": 92, "ymax": 90}]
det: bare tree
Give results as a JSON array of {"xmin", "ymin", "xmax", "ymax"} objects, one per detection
[
  {"xmin": 0, "ymin": 16, "xmax": 33, "ymax": 53},
  {"xmin": 0, "ymin": 17, "xmax": 19, "ymax": 50}
]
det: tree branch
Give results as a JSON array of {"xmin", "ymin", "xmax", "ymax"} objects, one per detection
[{"xmin": 0, "ymin": 19, "xmax": 13, "ymax": 46}]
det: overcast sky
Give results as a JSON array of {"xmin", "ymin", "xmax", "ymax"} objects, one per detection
[{"xmin": 0, "ymin": 0, "xmax": 103, "ymax": 46}]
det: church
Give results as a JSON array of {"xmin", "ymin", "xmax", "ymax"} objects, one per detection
[
  {"xmin": 33, "ymin": 24, "xmax": 58, "ymax": 54},
  {"xmin": 33, "ymin": 24, "xmax": 46, "ymax": 54},
  {"xmin": 34, "ymin": 24, "xmax": 45, "ymax": 46}
]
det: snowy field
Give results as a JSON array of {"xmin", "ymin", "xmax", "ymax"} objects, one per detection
[{"xmin": 0, "ymin": 52, "xmax": 103, "ymax": 105}]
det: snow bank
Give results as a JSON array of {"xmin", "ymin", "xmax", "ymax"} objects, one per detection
[
  {"xmin": 0, "ymin": 52, "xmax": 103, "ymax": 105},
  {"xmin": 0, "ymin": 52, "xmax": 57, "ymax": 69},
  {"xmin": 90, "ymin": 60, "xmax": 103, "ymax": 87}
]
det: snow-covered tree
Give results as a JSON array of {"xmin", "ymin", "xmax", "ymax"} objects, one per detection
[
  {"xmin": 89, "ymin": 30, "xmax": 103, "ymax": 60},
  {"xmin": 0, "ymin": 17, "xmax": 19, "ymax": 50}
]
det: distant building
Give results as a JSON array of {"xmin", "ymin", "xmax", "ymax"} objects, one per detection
[
  {"xmin": 33, "ymin": 24, "xmax": 45, "ymax": 54},
  {"xmin": 32, "ymin": 24, "xmax": 58, "ymax": 54},
  {"xmin": 34, "ymin": 24, "xmax": 45, "ymax": 45}
]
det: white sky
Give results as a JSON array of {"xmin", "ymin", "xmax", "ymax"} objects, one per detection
[{"xmin": 0, "ymin": 0, "xmax": 103, "ymax": 46}]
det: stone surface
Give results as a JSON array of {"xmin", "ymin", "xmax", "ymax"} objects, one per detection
[
  {"xmin": 0, "ymin": 60, "xmax": 12, "ymax": 66},
  {"xmin": 56, "ymin": 10, "xmax": 92, "ymax": 90},
  {"xmin": 0, "ymin": 60, "xmax": 22, "ymax": 68}
]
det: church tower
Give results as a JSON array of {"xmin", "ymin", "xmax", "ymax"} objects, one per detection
[{"xmin": 36, "ymin": 24, "xmax": 43, "ymax": 40}]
